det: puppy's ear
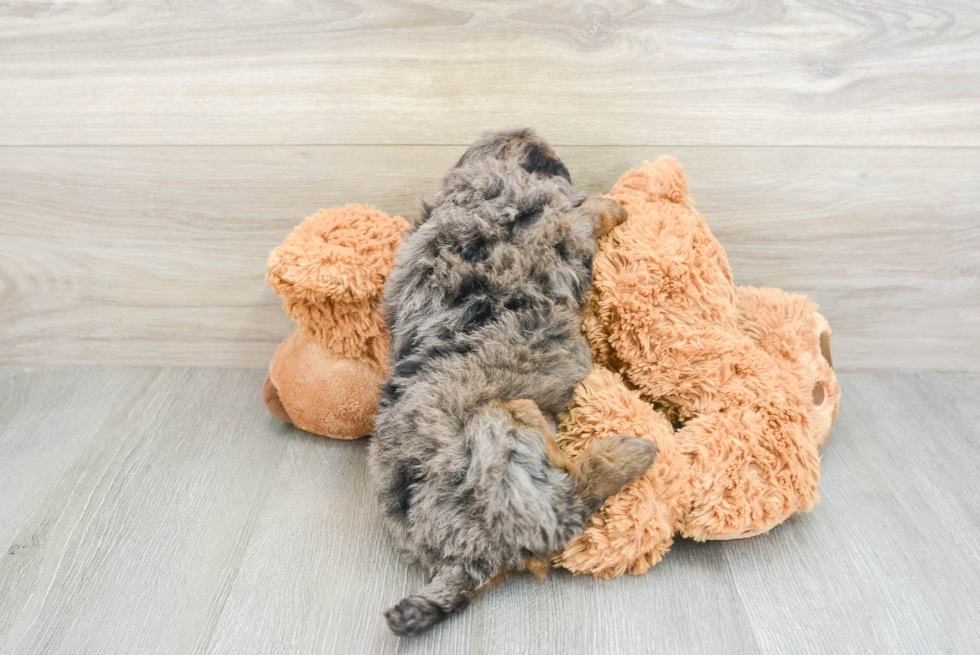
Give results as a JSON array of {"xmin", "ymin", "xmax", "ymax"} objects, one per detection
[
  {"xmin": 412, "ymin": 198, "xmax": 434, "ymax": 228},
  {"xmin": 521, "ymin": 143, "xmax": 570, "ymax": 181}
]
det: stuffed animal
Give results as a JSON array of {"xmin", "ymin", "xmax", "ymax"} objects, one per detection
[
  {"xmin": 263, "ymin": 204, "xmax": 408, "ymax": 439},
  {"xmin": 261, "ymin": 159, "xmax": 839, "ymax": 577},
  {"xmin": 554, "ymin": 157, "xmax": 839, "ymax": 577}
]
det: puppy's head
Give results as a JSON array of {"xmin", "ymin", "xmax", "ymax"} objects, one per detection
[{"xmin": 456, "ymin": 128, "xmax": 570, "ymax": 181}]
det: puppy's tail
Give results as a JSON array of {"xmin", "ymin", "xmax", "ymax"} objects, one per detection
[{"xmin": 384, "ymin": 566, "xmax": 476, "ymax": 637}]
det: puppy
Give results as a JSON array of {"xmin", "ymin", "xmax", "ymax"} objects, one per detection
[{"xmin": 369, "ymin": 129, "xmax": 658, "ymax": 636}]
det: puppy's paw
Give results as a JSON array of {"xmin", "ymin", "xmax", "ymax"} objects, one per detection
[
  {"xmin": 582, "ymin": 196, "xmax": 628, "ymax": 238},
  {"xmin": 384, "ymin": 597, "xmax": 444, "ymax": 637},
  {"xmin": 577, "ymin": 434, "xmax": 658, "ymax": 502}
]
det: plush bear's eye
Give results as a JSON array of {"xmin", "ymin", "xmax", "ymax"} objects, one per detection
[{"xmin": 812, "ymin": 383, "xmax": 826, "ymax": 406}]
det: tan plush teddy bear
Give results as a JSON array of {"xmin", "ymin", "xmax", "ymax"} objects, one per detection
[
  {"xmin": 260, "ymin": 161, "xmax": 839, "ymax": 576},
  {"xmin": 263, "ymin": 204, "xmax": 407, "ymax": 439},
  {"xmin": 554, "ymin": 157, "xmax": 839, "ymax": 577}
]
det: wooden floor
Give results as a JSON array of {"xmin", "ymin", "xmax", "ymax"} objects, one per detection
[
  {"xmin": 2, "ymin": 2, "xmax": 979, "ymax": 653},
  {"xmin": 0, "ymin": 367, "xmax": 977, "ymax": 654}
]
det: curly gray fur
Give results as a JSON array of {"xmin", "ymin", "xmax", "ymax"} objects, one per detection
[{"xmin": 368, "ymin": 129, "xmax": 658, "ymax": 637}]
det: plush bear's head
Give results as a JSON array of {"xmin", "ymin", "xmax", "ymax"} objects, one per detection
[
  {"xmin": 557, "ymin": 157, "xmax": 841, "ymax": 576},
  {"xmin": 267, "ymin": 204, "xmax": 408, "ymax": 369}
]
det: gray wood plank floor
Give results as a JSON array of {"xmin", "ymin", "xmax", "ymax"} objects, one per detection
[{"xmin": 1, "ymin": 368, "xmax": 977, "ymax": 655}]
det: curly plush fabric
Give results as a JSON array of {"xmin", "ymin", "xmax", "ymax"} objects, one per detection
[
  {"xmin": 264, "ymin": 204, "xmax": 408, "ymax": 438},
  {"xmin": 262, "ymin": 159, "xmax": 840, "ymax": 568},
  {"xmin": 557, "ymin": 157, "xmax": 839, "ymax": 577},
  {"xmin": 267, "ymin": 204, "xmax": 408, "ymax": 369},
  {"xmin": 554, "ymin": 367, "xmax": 689, "ymax": 577}
]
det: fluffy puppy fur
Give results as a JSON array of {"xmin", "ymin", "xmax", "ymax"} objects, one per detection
[{"xmin": 369, "ymin": 129, "xmax": 658, "ymax": 636}]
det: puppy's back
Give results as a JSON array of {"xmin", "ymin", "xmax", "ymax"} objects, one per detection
[{"xmin": 371, "ymin": 129, "xmax": 657, "ymax": 637}]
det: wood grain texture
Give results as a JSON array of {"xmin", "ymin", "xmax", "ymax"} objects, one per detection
[
  {"xmin": 0, "ymin": 0, "xmax": 978, "ymax": 146},
  {"xmin": 0, "ymin": 368, "xmax": 291, "ymax": 655},
  {"xmin": 1, "ymin": 146, "xmax": 977, "ymax": 370},
  {"xmin": 1, "ymin": 368, "xmax": 978, "ymax": 654}
]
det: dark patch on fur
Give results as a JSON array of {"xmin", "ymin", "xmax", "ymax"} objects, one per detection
[
  {"xmin": 522, "ymin": 143, "xmax": 570, "ymax": 180},
  {"xmin": 460, "ymin": 235, "xmax": 490, "ymax": 263},
  {"xmin": 379, "ymin": 380, "xmax": 401, "ymax": 408},
  {"xmin": 580, "ymin": 252, "xmax": 594, "ymax": 283},
  {"xmin": 393, "ymin": 459, "xmax": 423, "ymax": 515},
  {"xmin": 451, "ymin": 273, "xmax": 491, "ymax": 306},
  {"xmin": 504, "ymin": 294, "xmax": 532, "ymax": 312},
  {"xmin": 394, "ymin": 358, "xmax": 425, "ymax": 379},
  {"xmin": 554, "ymin": 239, "xmax": 569, "ymax": 261},
  {"xmin": 394, "ymin": 328, "xmax": 421, "ymax": 360},
  {"xmin": 461, "ymin": 298, "xmax": 495, "ymax": 330}
]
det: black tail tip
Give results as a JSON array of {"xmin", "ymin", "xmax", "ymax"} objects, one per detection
[{"xmin": 384, "ymin": 596, "xmax": 448, "ymax": 637}]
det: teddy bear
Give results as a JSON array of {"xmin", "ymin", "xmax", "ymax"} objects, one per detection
[
  {"xmin": 263, "ymin": 204, "xmax": 407, "ymax": 439},
  {"xmin": 554, "ymin": 157, "xmax": 839, "ymax": 577},
  {"xmin": 261, "ymin": 159, "xmax": 839, "ymax": 577}
]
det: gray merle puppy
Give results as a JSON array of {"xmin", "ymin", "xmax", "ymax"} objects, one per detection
[{"xmin": 369, "ymin": 129, "xmax": 658, "ymax": 636}]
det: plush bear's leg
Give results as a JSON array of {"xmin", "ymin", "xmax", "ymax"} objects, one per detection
[
  {"xmin": 676, "ymin": 400, "xmax": 821, "ymax": 542},
  {"xmin": 554, "ymin": 367, "xmax": 689, "ymax": 578}
]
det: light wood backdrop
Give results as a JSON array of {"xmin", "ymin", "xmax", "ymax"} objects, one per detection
[{"xmin": 1, "ymin": 0, "xmax": 978, "ymax": 371}]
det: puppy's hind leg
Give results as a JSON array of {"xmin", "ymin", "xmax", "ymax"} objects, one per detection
[
  {"xmin": 384, "ymin": 565, "xmax": 477, "ymax": 637},
  {"xmin": 573, "ymin": 433, "xmax": 658, "ymax": 513},
  {"xmin": 495, "ymin": 399, "xmax": 657, "ymax": 516},
  {"xmin": 578, "ymin": 196, "xmax": 628, "ymax": 239}
]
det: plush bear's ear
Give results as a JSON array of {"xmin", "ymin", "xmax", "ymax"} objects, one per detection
[
  {"xmin": 612, "ymin": 156, "xmax": 690, "ymax": 206},
  {"xmin": 267, "ymin": 204, "xmax": 408, "ymax": 364},
  {"xmin": 267, "ymin": 204, "xmax": 408, "ymax": 305}
]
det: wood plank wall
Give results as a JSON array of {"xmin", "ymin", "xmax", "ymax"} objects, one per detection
[{"xmin": 1, "ymin": 1, "xmax": 978, "ymax": 370}]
